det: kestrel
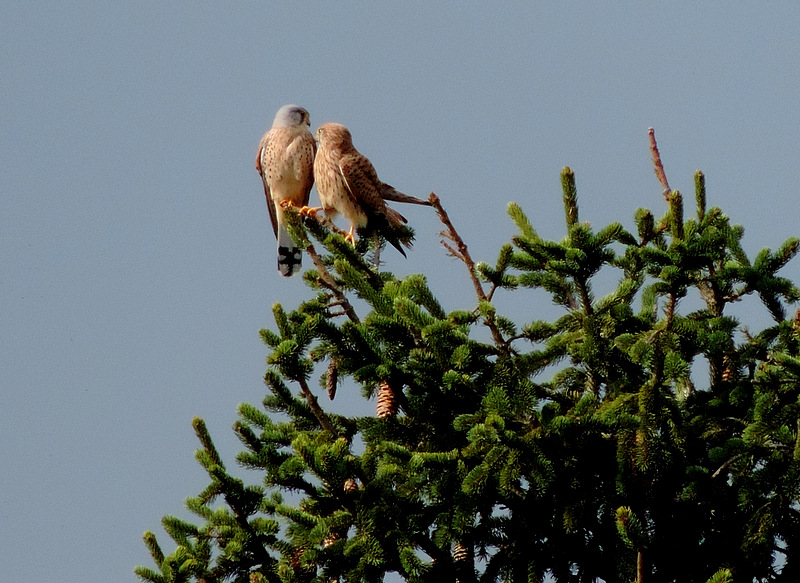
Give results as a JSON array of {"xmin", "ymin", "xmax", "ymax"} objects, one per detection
[
  {"xmin": 313, "ymin": 122, "xmax": 424, "ymax": 256},
  {"xmin": 256, "ymin": 104, "xmax": 316, "ymax": 276}
]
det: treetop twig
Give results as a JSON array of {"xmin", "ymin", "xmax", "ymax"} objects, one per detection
[
  {"xmin": 429, "ymin": 193, "xmax": 487, "ymax": 302},
  {"xmin": 649, "ymin": 127, "xmax": 672, "ymax": 201},
  {"xmin": 429, "ymin": 192, "xmax": 509, "ymax": 353}
]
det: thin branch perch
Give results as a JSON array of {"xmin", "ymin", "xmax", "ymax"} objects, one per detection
[
  {"xmin": 429, "ymin": 193, "xmax": 488, "ymax": 302},
  {"xmin": 429, "ymin": 193, "xmax": 509, "ymax": 353}
]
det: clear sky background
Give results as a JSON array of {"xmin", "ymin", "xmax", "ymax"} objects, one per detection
[{"xmin": 3, "ymin": 3, "xmax": 800, "ymax": 581}]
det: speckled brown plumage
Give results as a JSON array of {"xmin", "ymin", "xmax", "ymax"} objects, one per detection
[
  {"xmin": 256, "ymin": 105, "xmax": 316, "ymax": 276},
  {"xmin": 313, "ymin": 122, "xmax": 412, "ymax": 256}
]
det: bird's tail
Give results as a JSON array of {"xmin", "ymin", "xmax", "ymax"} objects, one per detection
[
  {"xmin": 383, "ymin": 207, "xmax": 411, "ymax": 257},
  {"xmin": 277, "ymin": 223, "xmax": 302, "ymax": 276},
  {"xmin": 360, "ymin": 207, "xmax": 413, "ymax": 258},
  {"xmin": 380, "ymin": 183, "xmax": 432, "ymax": 206},
  {"xmin": 384, "ymin": 206, "xmax": 407, "ymax": 228}
]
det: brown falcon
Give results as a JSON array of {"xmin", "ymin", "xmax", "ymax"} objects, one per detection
[
  {"xmin": 256, "ymin": 105, "xmax": 316, "ymax": 276},
  {"xmin": 313, "ymin": 122, "xmax": 424, "ymax": 256}
]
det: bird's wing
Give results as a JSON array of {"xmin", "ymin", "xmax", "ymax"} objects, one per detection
[
  {"xmin": 338, "ymin": 152, "xmax": 410, "ymax": 257},
  {"xmin": 338, "ymin": 153, "xmax": 387, "ymax": 214},
  {"xmin": 257, "ymin": 130, "xmax": 279, "ymax": 237}
]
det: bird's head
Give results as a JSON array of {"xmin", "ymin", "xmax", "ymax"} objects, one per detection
[
  {"xmin": 272, "ymin": 104, "xmax": 311, "ymax": 128},
  {"xmin": 315, "ymin": 123, "xmax": 353, "ymax": 149}
]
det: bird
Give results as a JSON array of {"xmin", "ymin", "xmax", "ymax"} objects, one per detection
[
  {"xmin": 256, "ymin": 104, "xmax": 316, "ymax": 276},
  {"xmin": 312, "ymin": 122, "xmax": 425, "ymax": 257}
]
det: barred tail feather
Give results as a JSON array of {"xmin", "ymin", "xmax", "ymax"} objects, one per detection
[{"xmin": 276, "ymin": 224, "xmax": 302, "ymax": 276}]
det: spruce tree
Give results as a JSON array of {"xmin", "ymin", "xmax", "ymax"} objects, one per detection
[{"xmin": 136, "ymin": 132, "xmax": 800, "ymax": 583}]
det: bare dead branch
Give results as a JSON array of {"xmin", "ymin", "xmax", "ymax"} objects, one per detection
[
  {"xmin": 429, "ymin": 192, "xmax": 510, "ymax": 353},
  {"xmin": 649, "ymin": 128, "xmax": 672, "ymax": 201},
  {"xmin": 429, "ymin": 193, "xmax": 488, "ymax": 302}
]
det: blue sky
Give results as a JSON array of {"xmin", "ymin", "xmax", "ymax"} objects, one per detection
[{"xmin": 3, "ymin": 3, "xmax": 800, "ymax": 581}]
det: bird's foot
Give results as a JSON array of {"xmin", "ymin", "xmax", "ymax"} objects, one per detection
[{"xmin": 297, "ymin": 205, "xmax": 323, "ymax": 219}]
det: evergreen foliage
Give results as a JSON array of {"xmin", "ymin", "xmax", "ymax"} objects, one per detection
[{"xmin": 137, "ymin": 140, "xmax": 800, "ymax": 583}]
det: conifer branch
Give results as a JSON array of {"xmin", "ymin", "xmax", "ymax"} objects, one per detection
[
  {"xmin": 486, "ymin": 282, "xmax": 500, "ymax": 303},
  {"xmin": 695, "ymin": 170, "xmax": 707, "ymax": 221},
  {"xmin": 193, "ymin": 417, "xmax": 224, "ymax": 469},
  {"xmin": 561, "ymin": 167, "xmax": 579, "ymax": 228},
  {"xmin": 711, "ymin": 454, "xmax": 744, "ymax": 479},
  {"xmin": 664, "ymin": 292, "xmax": 676, "ymax": 329},
  {"xmin": 669, "ymin": 191, "xmax": 684, "ymax": 241},
  {"xmin": 577, "ymin": 281, "xmax": 595, "ymax": 318},
  {"xmin": 305, "ymin": 241, "xmax": 361, "ymax": 324},
  {"xmin": 142, "ymin": 531, "xmax": 165, "ymax": 566},
  {"xmin": 296, "ymin": 376, "xmax": 337, "ymax": 435},
  {"xmin": 141, "ymin": 160, "xmax": 800, "ymax": 583}
]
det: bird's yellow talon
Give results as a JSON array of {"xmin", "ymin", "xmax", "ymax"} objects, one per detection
[{"xmin": 298, "ymin": 205, "xmax": 322, "ymax": 218}]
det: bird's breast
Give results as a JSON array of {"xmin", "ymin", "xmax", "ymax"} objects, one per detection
[{"xmin": 316, "ymin": 168, "xmax": 367, "ymax": 227}]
